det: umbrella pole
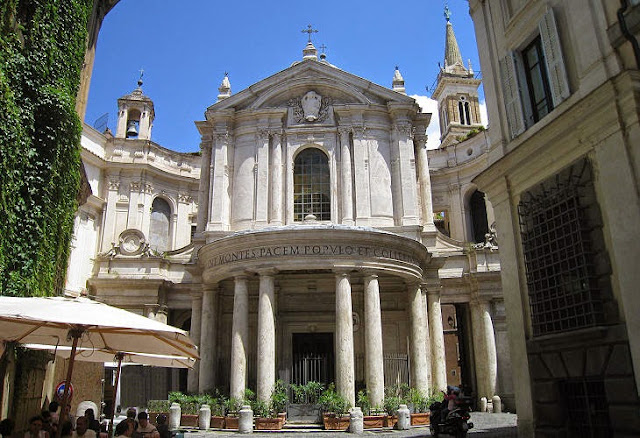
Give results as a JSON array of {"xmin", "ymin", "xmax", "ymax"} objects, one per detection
[
  {"xmin": 108, "ymin": 353, "xmax": 124, "ymax": 438},
  {"xmin": 57, "ymin": 328, "xmax": 83, "ymax": 438}
]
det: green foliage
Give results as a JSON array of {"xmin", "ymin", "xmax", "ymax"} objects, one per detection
[
  {"xmin": 251, "ymin": 399, "xmax": 270, "ymax": 418},
  {"xmin": 225, "ymin": 397, "xmax": 242, "ymax": 416},
  {"xmin": 270, "ymin": 380, "xmax": 288, "ymax": 414},
  {"xmin": 304, "ymin": 381, "xmax": 324, "ymax": 404},
  {"xmin": 147, "ymin": 400, "xmax": 170, "ymax": 413},
  {"xmin": 290, "ymin": 383, "xmax": 306, "ymax": 404},
  {"xmin": 408, "ymin": 388, "xmax": 430, "ymax": 413},
  {"xmin": 0, "ymin": 0, "xmax": 92, "ymax": 297},
  {"xmin": 385, "ymin": 383, "xmax": 410, "ymax": 403},
  {"xmin": 318, "ymin": 383, "xmax": 350, "ymax": 416},
  {"xmin": 356, "ymin": 390, "xmax": 371, "ymax": 415},
  {"xmin": 382, "ymin": 395, "xmax": 401, "ymax": 416}
]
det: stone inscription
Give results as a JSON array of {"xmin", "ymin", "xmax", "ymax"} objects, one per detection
[{"xmin": 207, "ymin": 244, "xmax": 418, "ymax": 268}]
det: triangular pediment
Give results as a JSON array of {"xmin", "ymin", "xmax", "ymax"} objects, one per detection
[{"xmin": 207, "ymin": 60, "xmax": 416, "ymax": 114}]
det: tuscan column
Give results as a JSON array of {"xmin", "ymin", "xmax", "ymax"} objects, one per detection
[
  {"xmin": 408, "ymin": 281, "xmax": 429, "ymax": 393},
  {"xmin": 339, "ymin": 127, "xmax": 354, "ymax": 225},
  {"xmin": 187, "ymin": 290, "xmax": 203, "ymax": 393},
  {"xmin": 428, "ymin": 287, "xmax": 447, "ymax": 391},
  {"xmin": 257, "ymin": 270, "xmax": 276, "ymax": 402},
  {"xmin": 270, "ymin": 132, "xmax": 283, "ymax": 225},
  {"xmin": 364, "ymin": 273, "xmax": 384, "ymax": 407},
  {"xmin": 415, "ymin": 133, "xmax": 436, "ymax": 231},
  {"xmin": 335, "ymin": 271, "xmax": 355, "ymax": 407},
  {"xmin": 471, "ymin": 299, "xmax": 497, "ymax": 401},
  {"xmin": 421, "ymin": 284, "xmax": 433, "ymax": 388},
  {"xmin": 199, "ymin": 285, "xmax": 218, "ymax": 393},
  {"xmin": 230, "ymin": 275, "xmax": 249, "ymax": 399}
]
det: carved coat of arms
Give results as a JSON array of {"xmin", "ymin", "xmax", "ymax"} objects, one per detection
[{"xmin": 288, "ymin": 91, "xmax": 331, "ymax": 123}]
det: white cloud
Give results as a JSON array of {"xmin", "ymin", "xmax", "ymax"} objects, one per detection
[{"xmin": 411, "ymin": 95, "xmax": 441, "ymax": 150}]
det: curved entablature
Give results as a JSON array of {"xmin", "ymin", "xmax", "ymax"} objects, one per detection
[{"xmin": 198, "ymin": 225, "xmax": 432, "ymax": 284}]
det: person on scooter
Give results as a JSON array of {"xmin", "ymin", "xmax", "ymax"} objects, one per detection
[{"xmin": 441, "ymin": 385, "xmax": 460, "ymax": 422}]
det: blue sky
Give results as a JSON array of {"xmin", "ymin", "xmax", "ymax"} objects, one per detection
[{"xmin": 86, "ymin": 0, "xmax": 483, "ymax": 152}]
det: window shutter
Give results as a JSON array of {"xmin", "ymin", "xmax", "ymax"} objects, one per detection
[
  {"xmin": 539, "ymin": 7, "xmax": 570, "ymax": 106},
  {"xmin": 500, "ymin": 53, "xmax": 525, "ymax": 138}
]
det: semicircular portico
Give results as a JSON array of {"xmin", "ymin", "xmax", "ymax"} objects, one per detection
[{"xmin": 198, "ymin": 225, "xmax": 431, "ymax": 283}]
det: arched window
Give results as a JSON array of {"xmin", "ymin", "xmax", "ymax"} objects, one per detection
[
  {"xmin": 464, "ymin": 101, "xmax": 472, "ymax": 125},
  {"xmin": 149, "ymin": 197, "xmax": 171, "ymax": 252},
  {"xmin": 470, "ymin": 190, "xmax": 489, "ymax": 243},
  {"xmin": 294, "ymin": 148, "xmax": 330, "ymax": 221},
  {"xmin": 458, "ymin": 101, "xmax": 465, "ymax": 125}
]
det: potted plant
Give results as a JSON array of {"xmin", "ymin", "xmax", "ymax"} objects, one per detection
[
  {"xmin": 252, "ymin": 399, "xmax": 284, "ymax": 430},
  {"xmin": 223, "ymin": 397, "xmax": 242, "ymax": 429},
  {"xmin": 356, "ymin": 390, "xmax": 387, "ymax": 429},
  {"xmin": 288, "ymin": 381, "xmax": 324, "ymax": 423},
  {"xmin": 210, "ymin": 395, "xmax": 226, "ymax": 429},
  {"xmin": 147, "ymin": 400, "xmax": 170, "ymax": 425},
  {"xmin": 270, "ymin": 380, "xmax": 288, "ymax": 424},
  {"xmin": 382, "ymin": 395, "xmax": 401, "ymax": 428},
  {"xmin": 408, "ymin": 388, "xmax": 430, "ymax": 426},
  {"xmin": 318, "ymin": 384, "xmax": 350, "ymax": 430},
  {"xmin": 168, "ymin": 391, "xmax": 199, "ymax": 427}
]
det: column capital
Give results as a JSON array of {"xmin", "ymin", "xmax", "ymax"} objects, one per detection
[
  {"xmin": 234, "ymin": 274, "xmax": 250, "ymax": 282},
  {"xmin": 255, "ymin": 267, "xmax": 278, "ymax": 277},
  {"xmin": 333, "ymin": 269, "xmax": 351, "ymax": 278},
  {"xmin": 201, "ymin": 283, "xmax": 219, "ymax": 293},
  {"xmin": 360, "ymin": 269, "xmax": 379, "ymax": 279},
  {"xmin": 190, "ymin": 289, "xmax": 203, "ymax": 299}
]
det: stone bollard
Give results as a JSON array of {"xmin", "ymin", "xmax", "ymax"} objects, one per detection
[
  {"xmin": 169, "ymin": 402, "xmax": 181, "ymax": 430},
  {"xmin": 349, "ymin": 407, "xmax": 363, "ymax": 434},
  {"xmin": 479, "ymin": 397, "xmax": 488, "ymax": 413},
  {"xmin": 492, "ymin": 395, "xmax": 502, "ymax": 413},
  {"xmin": 199, "ymin": 404, "xmax": 211, "ymax": 429},
  {"xmin": 238, "ymin": 405, "xmax": 253, "ymax": 434},
  {"xmin": 395, "ymin": 404, "xmax": 411, "ymax": 430}
]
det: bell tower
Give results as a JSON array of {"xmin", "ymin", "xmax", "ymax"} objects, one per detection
[
  {"xmin": 431, "ymin": 7, "xmax": 482, "ymax": 148},
  {"xmin": 115, "ymin": 72, "xmax": 155, "ymax": 140}
]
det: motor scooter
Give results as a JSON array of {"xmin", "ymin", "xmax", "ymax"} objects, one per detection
[{"xmin": 429, "ymin": 393, "xmax": 474, "ymax": 438}]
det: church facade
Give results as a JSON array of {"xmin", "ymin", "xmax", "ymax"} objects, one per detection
[{"xmin": 67, "ymin": 19, "xmax": 512, "ymax": 412}]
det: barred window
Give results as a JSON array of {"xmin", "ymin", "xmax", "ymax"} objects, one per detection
[
  {"xmin": 293, "ymin": 148, "xmax": 331, "ymax": 221},
  {"xmin": 518, "ymin": 159, "xmax": 605, "ymax": 336},
  {"xmin": 560, "ymin": 379, "xmax": 610, "ymax": 436}
]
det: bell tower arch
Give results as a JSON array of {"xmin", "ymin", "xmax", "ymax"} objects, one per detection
[{"xmin": 115, "ymin": 73, "xmax": 155, "ymax": 140}]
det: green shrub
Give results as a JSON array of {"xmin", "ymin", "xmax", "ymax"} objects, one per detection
[
  {"xmin": 270, "ymin": 380, "xmax": 288, "ymax": 414},
  {"xmin": 318, "ymin": 383, "xmax": 350, "ymax": 416},
  {"xmin": 356, "ymin": 390, "xmax": 371, "ymax": 415},
  {"xmin": 147, "ymin": 400, "xmax": 170, "ymax": 412},
  {"xmin": 251, "ymin": 399, "xmax": 270, "ymax": 418},
  {"xmin": 304, "ymin": 381, "xmax": 324, "ymax": 404},
  {"xmin": 290, "ymin": 383, "xmax": 306, "ymax": 404},
  {"xmin": 382, "ymin": 395, "xmax": 401, "ymax": 416},
  {"xmin": 225, "ymin": 397, "xmax": 242, "ymax": 416}
]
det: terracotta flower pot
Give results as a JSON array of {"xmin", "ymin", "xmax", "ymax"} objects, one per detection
[
  {"xmin": 410, "ymin": 412, "xmax": 430, "ymax": 426},
  {"xmin": 223, "ymin": 416, "xmax": 238, "ymax": 429},
  {"xmin": 180, "ymin": 414, "xmax": 199, "ymax": 427},
  {"xmin": 210, "ymin": 415, "xmax": 224, "ymax": 429},
  {"xmin": 323, "ymin": 414, "xmax": 350, "ymax": 430},
  {"xmin": 363, "ymin": 414, "xmax": 387, "ymax": 428},
  {"xmin": 254, "ymin": 417, "xmax": 284, "ymax": 430},
  {"xmin": 385, "ymin": 415, "xmax": 398, "ymax": 428}
]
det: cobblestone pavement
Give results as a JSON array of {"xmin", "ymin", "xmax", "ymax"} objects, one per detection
[{"xmin": 183, "ymin": 412, "xmax": 518, "ymax": 437}]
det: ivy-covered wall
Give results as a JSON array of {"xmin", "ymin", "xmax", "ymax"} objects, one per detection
[{"xmin": 0, "ymin": 0, "xmax": 93, "ymax": 297}]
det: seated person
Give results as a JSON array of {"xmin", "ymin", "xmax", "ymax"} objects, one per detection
[
  {"xmin": 114, "ymin": 420, "xmax": 132, "ymax": 438},
  {"xmin": 0, "ymin": 419, "xmax": 15, "ymax": 438},
  {"xmin": 441, "ymin": 385, "xmax": 460, "ymax": 422},
  {"xmin": 24, "ymin": 416, "xmax": 48, "ymax": 438},
  {"xmin": 72, "ymin": 416, "xmax": 96, "ymax": 438},
  {"xmin": 83, "ymin": 410, "xmax": 100, "ymax": 435},
  {"xmin": 154, "ymin": 415, "xmax": 170, "ymax": 438},
  {"xmin": 133, "ymin": 413, "xmax": 158, "ymax": 438}
]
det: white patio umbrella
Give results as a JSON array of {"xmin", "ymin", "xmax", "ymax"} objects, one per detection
[{"xmin": 0, "ymin": 296, "xmax": 199, "ymax": 436}]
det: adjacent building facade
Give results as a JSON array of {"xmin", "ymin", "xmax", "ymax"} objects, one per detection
[
  {"xmin": 470, "ymin": 0, "xmax": 640, "ymax": 435},
  {"xmin": 65, "ymin": 18, "xmax": 513, "ymax": 414}
]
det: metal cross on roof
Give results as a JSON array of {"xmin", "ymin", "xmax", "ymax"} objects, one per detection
[
  {"xmin": 444, "ymin": 5, "xmax": 451, "ymax": 22},
  {"xmin": 319, "ymin": 44, "xmax": 328, "ymax": 54},
  {"xmin": 302, "ymin": 24, "xmax": 319, "ymax": 43}
]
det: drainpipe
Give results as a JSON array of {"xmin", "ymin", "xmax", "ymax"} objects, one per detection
[{"xmin": 618, "ymin": 0, "xmax": 640, "ymax": 69}]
